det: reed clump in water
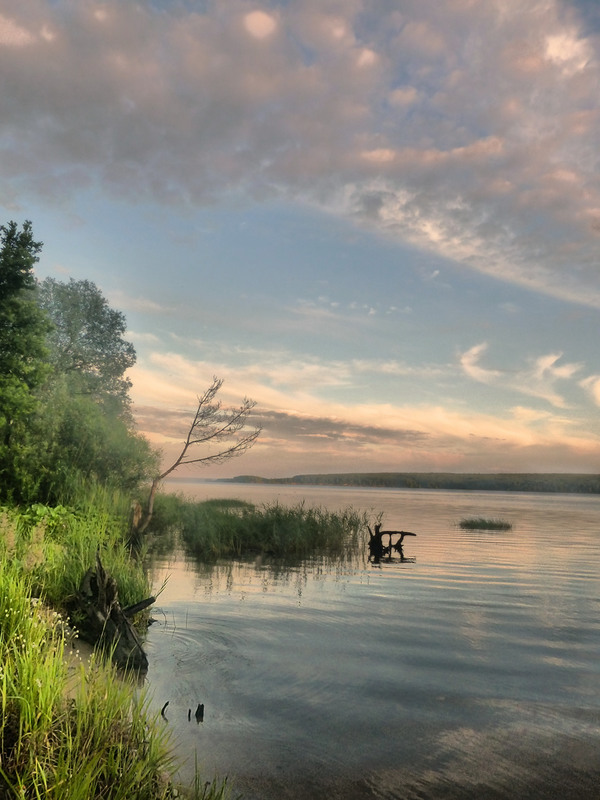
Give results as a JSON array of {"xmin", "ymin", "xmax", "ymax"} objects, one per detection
[
  {"xmin": 150, "ymin": 495, "xmax": 369, "ymax": 559},
  {"xmin": 459, "ymin": 517, "xmax": 513, "ymax": 530}
]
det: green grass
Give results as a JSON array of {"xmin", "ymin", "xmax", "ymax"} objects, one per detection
[
  {"xmin": 2, "ymin": 502, "xmax": 149, "ymax": 614},
  {"xmin": 0, "ymin": 501, "xmax": 234, "ymax": 800},
  {"xmin": 150, "ymin": 496, "xmax": 370, "ymax": 560},
  {"xmin": 459, "ymin": 517, "xmax": 513, "ymax": 530},
  {"xmin": 0, "ymin": 557, "xmax": 172, "ymax": 799}
]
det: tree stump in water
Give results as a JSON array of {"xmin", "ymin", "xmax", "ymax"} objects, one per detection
[{"xmin": 74, "ymin": 551, "xmax": 153, "ymax": 672}]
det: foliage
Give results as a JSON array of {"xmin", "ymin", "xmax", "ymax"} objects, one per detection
[
  {"xmin": 0, "ymin": 501, "xmax": 234, "ymax": 800},
  {"xmin": 0, "ymin": 556, "xmax": 174, "ymax": 800},
  {"xmin": 149, "ymin": 495, "xmax": 369, "ymax": 560},
  {"xmin": 0, "ymin": 221, "xmax": 52, "ymax": 498},
  {"xmin": 1, "ymin": 498, "xmax": 149, "ymax": 612},
  {"xmin": 0, "ymin": 221, "xmax": 160, "ymax": 504},
  {"xmin": 22, "ymin": 379, "xmax": 159, "ymax": 505},
  {"xmin": 38, "ymin": 277, "xmax": 136, "ymax": 415},
  {"xmin": 459, "ymin": 517, "xmax": 513, "ymax": 530}
]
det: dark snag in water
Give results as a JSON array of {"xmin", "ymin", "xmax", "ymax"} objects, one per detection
[
  {"xmin": 368, "ymin": 523, "xmax": 385, "ymax": 561},
  {"xmin": 71, "ymin": 550, "xmax": 152, "ymax": 672},
  {"xmin": 368, "ymin": 522, "xmax": 417, "ymax": 563}
]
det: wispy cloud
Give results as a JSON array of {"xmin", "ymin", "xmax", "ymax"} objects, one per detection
[
  {"xmin": 2, "ymin": 1, "xmax": 600, "ymax": 306},
  {"xmin": 460, "ymin": 342, "xmax": 583, "ymax": 408},
  {"xmin": 110, "ymin": 290, "xmax": 177, "ymax": 315},
  {"xmin": 127, "ymin": 345, "xmax": 600, "ymax": 475},
  {"xmin": 580, "ymin": 374, "xmax": 600, "ymax": 405}
]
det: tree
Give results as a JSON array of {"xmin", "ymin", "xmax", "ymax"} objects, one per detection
[
  {"xmin": 132, "ymin": 377, "xmax": 261, "ymax": 538},
  {"xmin": 26, "ymin": 278, "xmax": 159, "ymax": 504},
  {"xmin": 19, "ymin": 379, "xmax": 160, "ymax": 504},
  {"xmin": 37, "ymin": 278, "xmax": 136, "ymax": 415},
  {"xmin": 0, "ymin": 221, "xmax": 51, "ymax": 497}
]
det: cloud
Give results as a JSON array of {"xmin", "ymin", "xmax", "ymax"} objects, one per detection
[
  {"xmin": 460, "ymin": 342, "xmax": 584, "ymax": 408},
  {"xmin": 1, "ymin": 1, "xmax": 600, "ymax": 306},
  {"xmin": 134, "ymin": 390, "xmax": 600, "ymax": 477},
  {"xmin": 124, "ymin": 344, "xmax": 600, "ymax": 476},
  {"xmin": 244, "ymin": 10, "xmax": 278, "ymax": 39},
  {"xmin": 580, "ymin": 374, "xmax": 600, "ymax": 405},
  {"xmin": 0, "ymin": 13, "xmax": 35, "ymax": 46},
  {"xmin": 110, "ymin": 290, "xmax": 177, "ymax": 315},
  {"xmin": 127, "ymin": 330, "xmax": 161, "ymax": 345}
]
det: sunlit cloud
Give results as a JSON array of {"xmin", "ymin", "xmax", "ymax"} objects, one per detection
[
  {"xmin": 580, "ymin": 374, "xmax": 600, "ymax": 405},
  {"xmin": 3, "ymin": 0, "xmax": 600, "ymax": 477},
  {"xmin": 460, "ymin": 343, "xmax": 584, "ymax": 408},
  {"xmin": 110, "ymin": 290, "xmax": 176, "ymax": 315},
  {"xmin": 126, "ymin": 344, "xmax": 600, "ymax": 477},
  {"xmin": 2, "ymin": 1, "xmax": 600, "ymax": 306},
  {"xmin": 244, "ymin": 10, "xmax": 278, "ymax": 39},
  {"xmin": 0, "ymin": 14, "xmax": 34, "ymax": 46}
]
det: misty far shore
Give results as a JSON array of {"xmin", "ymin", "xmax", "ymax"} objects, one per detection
[{"xmin": 196, "ymin": 472, "xmax": 600, "ymax": 494}]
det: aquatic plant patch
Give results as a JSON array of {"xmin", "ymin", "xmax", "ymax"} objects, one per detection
[{"xmin": 459, "ymin": 517, "xmax": 513, "ymax": 530}]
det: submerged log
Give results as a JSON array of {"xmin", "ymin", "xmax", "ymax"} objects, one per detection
[
  {"xmin": 73, "ymin": 550, "xmax": 152, "ymax": 672},
  {"xmin": 368, "ymin": 523, "xmax": 417, "ymax": 563}
]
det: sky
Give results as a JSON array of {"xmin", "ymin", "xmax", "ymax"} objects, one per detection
[{"xmin": 1, "ymin": 0, "xmax": 600, "ymax": 478}]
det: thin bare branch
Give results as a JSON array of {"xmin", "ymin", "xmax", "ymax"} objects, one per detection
[{"xmin": 131, "ymin": 377, "xmax": 261, "ymax": 540}]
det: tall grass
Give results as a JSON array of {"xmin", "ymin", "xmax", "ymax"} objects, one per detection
[
  {"xmin": 0, "ymin": 514, "xmax": 233, "ymax": 800},
  {"xmin": 0, "ymin": 558, "xmax": 170, "ymax": 799},
  {"xmin": 2, "ymin": 501, "xmax": 149, "ymax": 613},
  {"xmin": 149, "ymin": 495, "xmax": 370, "ymax": 560}
]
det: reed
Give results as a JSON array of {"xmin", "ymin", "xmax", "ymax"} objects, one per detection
[
  {"xmin": 157, "ymin": 496, "xmax": 370, "ymax": 559},
  {"xmin": 459, "ymin": 517, "xmax": 513, "ymax": 530}
]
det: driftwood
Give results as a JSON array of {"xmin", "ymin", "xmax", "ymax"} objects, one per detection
[
  {"xmin": 73, "ymin": 550, "xmax": 154, "ymax": 671},
  {"xmin": 368, "ymin": 523, "xmax": 417, "ymax": 563}
]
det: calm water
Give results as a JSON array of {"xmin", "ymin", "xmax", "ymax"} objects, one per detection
[{"xmin": 145, "ymin": 482, "xmax": 600, "ymax": 799}]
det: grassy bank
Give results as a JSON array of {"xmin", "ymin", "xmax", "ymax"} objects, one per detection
[
  {"xmin": 1, "ymin": 490, "xmax": 369, "ymax": 797},
  {"xmin": 0, "ymin": 557, "xmax": 172, "ymax": 799},
  {"xmin": 2, "ymin": 499, "xmax": 147, "ymax": 614},
  {"xmin": 149, "ymin": 495, "xmax": 370, "ymax": 560},
  {"xmin": 0, "ymin": 500, "xmax": 231, "ymax": 800}
]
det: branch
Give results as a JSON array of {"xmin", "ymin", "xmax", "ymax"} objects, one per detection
[{"xmin": 132, "ymin": 377, "xmax": 261, "ymax": 539}]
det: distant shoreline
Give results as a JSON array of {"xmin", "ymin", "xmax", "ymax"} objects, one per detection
[{"xmin": 169, "ymin": 472, "xmax": 600, "ymax": 495}]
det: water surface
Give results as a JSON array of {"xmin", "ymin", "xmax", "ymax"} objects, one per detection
[{"xmin": 145, "ymin": 483, "xmax": 600, "ymax": 799}]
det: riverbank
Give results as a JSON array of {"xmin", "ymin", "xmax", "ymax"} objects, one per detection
[{"xmin": 0, "ymin": 501, "xmax": 231, "ymax": 800}]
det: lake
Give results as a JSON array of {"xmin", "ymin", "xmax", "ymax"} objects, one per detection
[{"xmin": 144, "ymin": 482, "xmax": 600, "ymax": 799}]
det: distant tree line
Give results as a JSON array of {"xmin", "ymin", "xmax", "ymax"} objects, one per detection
[{"xmin": 227, "ymin": 472, "xmax": 600, "ymax": 494}]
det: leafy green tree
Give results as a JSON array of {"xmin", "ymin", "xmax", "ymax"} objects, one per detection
[
  {"xmin": 38, "ymin": 278, "xmax": 136, "ymax": 415},
  {"xmin": 26, "ymin": 278, "xmax": 159, "ymax": 504},
  {"xmin": 0, "ymin": 221, "xmax": 51, "ymax": 497},
  {"xmin": 20, "ymin": 379, "xmax": 159, "ymax": 503}
]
